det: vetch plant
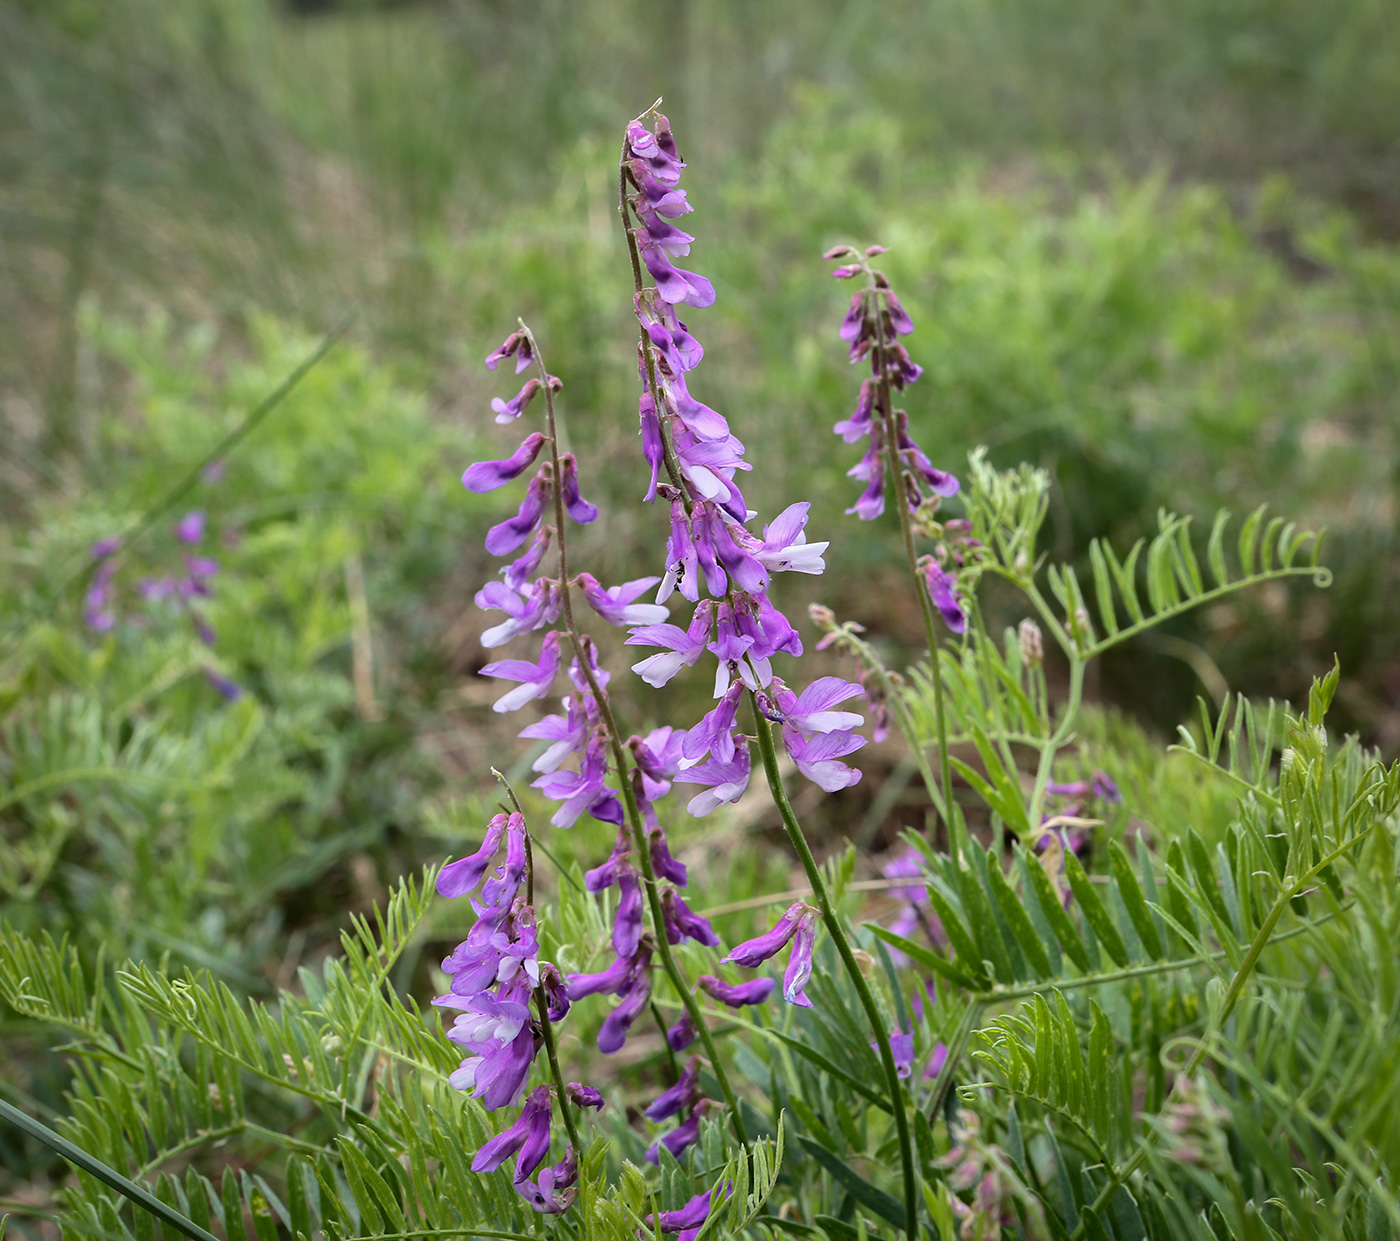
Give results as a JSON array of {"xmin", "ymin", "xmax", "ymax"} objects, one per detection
[{"xmin": 3, "ymin": 101, "xmax": 1399, "ymax": 1241}]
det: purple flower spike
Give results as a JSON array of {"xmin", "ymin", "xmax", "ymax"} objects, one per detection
[
  {"xmin": 566, "ymin": 1083, "xmax": 604, "ymax": 1110},
  {"xmin": 559, "ymin": 453, "xmax": 598, "ymax": 523},
  {"xmin": 784, "ymin": 909, "xmax": 819, "ymax": 1007},
  {"xmin": 699, "ymin": 975, "xmax": 775, "ymax": 1008},
  {"xmin": 491, "ymin": 377, "xmax": 542, "ymax": 424},
  {"xmin": 174, "ymin": 511, "xmax": 205, "ymax": 544},
  {"xmin": 645, "ymin": 1057, "xmax": 702, "ymax": 1121},
  {"xmin": 663, "ymin": 888, "xmax": 721, "ymax": 947},
  {"xmin": 920, "ymin": 557, "xmax": 967, "ymax": 634},
  {"xmin": 480, "ymin": 631, "xmax": 562, "ymax": 712},
  {"xmin": 484, "ymin": 474, "xmax": 550, "ymax": 556},
  {"xmin": 674, "ymin": 743, "xmax": 751, "ymax": 817},
  {"xmin": 722, "ymin": 902, "xmax": 809, "ymax": 968},
  {"xmin": 576, "ymin": 573, "xmax": 668, "ymax": 627},
  {"xmin": 471, "ymin": 1085, "xmax": 552, "ymax": 1174},
  {"xmin": 437, "ymin": 812, "xmax": 509, "ymax": 897},
  {"xmin": 462, "ymin": 432, "xmax": 548, "ymax": 493}
]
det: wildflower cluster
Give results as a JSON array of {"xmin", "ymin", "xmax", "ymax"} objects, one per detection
[{"xmin": 84, "ymin": 496, "xmax": 241, "ymax": 699}]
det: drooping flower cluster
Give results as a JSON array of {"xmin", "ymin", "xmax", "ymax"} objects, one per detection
[
  {"xmin": 434, "ymin": 812, "xmax": 584, "ymax": 1212},
  {"xmin": 939, "ymin": 1109, "xmax": 1043, "ymax": 1241},
  {"xmin": 621, "ymin": 115, "xmax": 868, "ymax": 810},
  {"xmin": 84, "ymin": 508, "xmax": 242, "ymax": 699},
  {"xmin": 826, "ymin": 246, "xmax": 968, "ymax": 634}
]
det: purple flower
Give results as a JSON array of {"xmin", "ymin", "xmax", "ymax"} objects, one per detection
[
  {"xmin": 640, "ymin": 393, "xmax": 664, "ymax": 502},
  {"xmin": 566, "ymin": 946, "xmax": 644, "ymax": 1000},
  {"xmin": 480, "ymin": 814, "xmax": 528, "ymax": 909},
  {"xmin": 521, "ymin": 697, "xmax": 589, "ymax": 773},
  {"xmin": 834, "ymin": 380, "xmax": 876, "ymax": 444},
  {"xmin": 484, "ymin": 474, "xmax": 550, "ymax": 556},
  {"xmin": 783, "ymin": 727, "xmax": 865, "ymax": 792},
  {"xmin": 722, "ymin": 903, "xmax": 809, "ymax": 967},
  {"xmin": 476, "ymin": 578, "xmax": 558, "ymax": 648},
  {"xmin": 503, "ymin": 527, "xmax": 552, "ymax": 591},
  {"xmin": 920, "ymin": 557, "xmax": 967, "ymax": 634},
  {"xmin": 515, "ymin": 1148, "xmax": 578, "ymax": 1214},
  {"xmin": 667, "ymin": 1011, "xmax": 697, "ymax": 1050},
  {"xmin": 598, "ymin": 959, "xmax": 652, "ymax": 1054},
  {"xmin": 627, "ymin": 604, "xmax": 712, "ymax": 688},
  {"xmin": 646, "ymin": 1186, "xmax": 724, "ymax": 1237},
  {"xmin": 485, "ymin": 329, "xmax": 534, "ymax": 374},
  {"xmin": 85, "ymin": 559, "xmax": 119, "ymax": 631},
  {"xmin": 774, "ymin": 676, "xmax": 864, "ymax": 735},
  {"xmin": 613, "ymin": 865, "xmax": 643, "ymax": 958},
  {"xmin": 698, "ymin": 975, "xmax": 775, "ymax": 1008},
  {"xmin": 437, "ymin": 812, "xmax": 509, "ymax": 897},
  {"xmin": 204, "ymin": 669, "xmax": 243, "ymax": 700},
  {"xmin": 662, "ymin": 888, "xmax": 721, "ymax": 947},
  {"xmin": 471, "ymin": 1085, "xmax": 552, "ymax": 1175},
  {"xmin": 637, "ymin": 229, "xmax": 716, "ymax": 308},
  {"xmin": 648, "ymin": 825, "xmax": 688, "ymax": 885},
  {"xmin": 680, "ymin": 680, "xmax": 744, "ymax": 766},
  {"xmin": 567, "ymin": 1083, "xmax": 604, "ymax": 1110},
  {"xmin": 533, "ymin": 734, "xmax": 621, "ymax": 829},
  {"xmin": 584, "ymin": 830, "xmax": 630, "ymax": 893},
  {"xmin": 559, "ymin": 454, "xmax": 598, "ymax": 524},
  {"xmin": 645, "ymin": 1103, "xmax": 708, "ymax": 1164},
  {"xmin": 1092, "ymin": 771, "xmax": 1122, "ymax": 803},
  {"xmin": 674, "ymin": 744, "xmax": 751, "ymax": 817},
  {"xmin": 442, "ymin": 905, "xmax": 539, "ymax": 995},
  {"xmin": 540, "ymin": 963, "xmax": 570, "ymax": 1021},
  {"xmin": 90, "ymin": 535, "xmax": 124, "ymax": 559},
  {"xmin": 749, "ymin": 503, "xmax": 828, "ymax": 575},
  {"xmin": 576, "ymin": 573, "xmax": 668, "ymax": 627},
  {"xmin": 645, "ymin": 1057, "xmax": 701, "ymax": 1121},
  {"xmin": 480, "ymin": 632, "xmax": 562, "ymax": 712},
  {"xmin": 871, "ymin": 1028, "xmax": 916, "ymax": 1078},
  {"xmin": 784, "ymin": 909, "xmax": 818, "ymax": 1007},
  {"xmin": 659, "ymin": 500, "xmax": 700, "ymax": 602},
  {"xmin": 174, "ymin": 511, "xmax": 205, "ymax": 544},
  {"xmin": 462, "ymin": 433, "xmax": 547, "ymax": 493},
  {"xmin": 451, "ymin": 1021, "xmax": 537, "ymax": 1111},
  {"xmin": 923, "ymin": 1041, "xmax": 950, "ymax": 1082},
  {"xmin": 491, "ymin": 377, "xmax": 542, "ymax": 424}
]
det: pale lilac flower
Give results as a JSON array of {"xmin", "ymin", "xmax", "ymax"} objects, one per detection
[
  {"xmin": 784, "ymin": 728, "xmax": 865, "ymax": 792},
  {"xmin": 515, "ymin": 1148, "xmax": 578, "ymax": 1214},
  {"xmin": 477, "ymin": 578, "xmax": 558, "ymax": 648},
  {"xmin": 871, "ymin": 1028, "xmax": 916, "ymax": 1078},
  {"xmin": 647, "ymin": 823, "xmax": 688, "ymax": 884},
  {"xmin": 680, "ymin": 681, "xmax": 744, "ymax": 766},
  {"xmin": 583, "ymin": 829, "xmax": 630, "ymax": 893},
  {"xmin": 833, "ymin": 380, "xmax": 875, "ymax": 444},
  {"xmin": 480, "ymin": 632, "xmax": 562, "ymax": 712},
  {"xmin": 674, "ymin": 744, "xmax": 751, "ymax": 816},
  {"xmin": 533, "ymin": 734, "xmax": 620, "ymax": 828},
  {"xmin": 774, "ymin": 676, "xmax": 865, "ymax": 735},
  {"xmin": 627, "ymin": 604, "xmax": 712, "ymax": 687},
  {"xmin": 747, "ymin": 503, "xmax": 829, "ymax": 574},
  {"xmin": 637, "ymin": 228, "xmax": 716, "ymax": 308},
  {"xmin": 640, "ymin": 393, "xmax": 664, "ymax": 502},
  {"xmin": 923, "ymin": 1041, "xmax": 950, "ymax": 1082},
  {"xmin": 576, "ymin": 573, "xmax": 668, "ymax": 627},
  {"xmin": 462, "ymin": 433, "xmax": 547, "ymax": 493},
  {"xmin": 698, "ymin": 975, "xmax": 775, "ymax": 1008},
  {"xmin": 491, "ymin": 377, "xmax": 542, "ymax": 424}
]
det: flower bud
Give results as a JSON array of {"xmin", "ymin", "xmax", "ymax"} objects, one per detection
[{"xmin": 1017, "ymin": 619, "xmax": 1043, "ymax": 667}]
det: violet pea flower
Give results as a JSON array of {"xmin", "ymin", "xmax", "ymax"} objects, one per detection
[
  {"xmin": 667, "ymin": 1011, "xmax": 697, "ymax": 1051},
  {"xmin": 490, "ymin": 378, "xmax": 541, "ymax": 424},
  {"xmin": 479, "ymin": 631, "xmax": 562, "ymax": 712},
  {"xmin": 484, "ymin": 330, "xmax": 533, "ymax": 373},
  {"xmin": 477, "ymin": 577, "xmax": 556, "ymax": 647},
  {"xmin": 784, "ymin": 908, "xmax": 819, "ymax": 1007},
  {"xmin": 597, "ymin": 963, "xmax": 652, "ymax": 1054},
  {"xmin": 783, "ymin": 727, "xmax": 866, "ymax": 793},
  {"xmin": 646, "ymin": 1104, "xmax": 707, "ymax": 1164},
  {"xmin": 662, "ymin": 888, "xmax": 721, "ymax": 947},
  {"xmin": 566, "ymin": 950, "xmax": 639, "ymax": 1000},
  {"xmin": 576, "ymin": 573, "xmax": 669, "ymax": 627},
  {"xmin": 882, "ymin": 289, "xmax": 915, "ymax": 336},
  {"xmin": 674, "ymin": 745, "xmax": 751, "ymax": 817},
  {"xmin": 480, "ymin": 813, "xmax": 528, "ymax": 908},
  {"xmin": 483, "ymin": 474, "xmax": 550, "ymax": 556},
  {"xmin": 204, "ymin": 669, "xmax": 243, "ymax": 700},
  {"xmin": 559, "ymin": 453, "xmax": 598, "ymax": 523},
  {"xmin": 540, "ymin": 963, "xmax": 570, "ymax": 1022},
  {"xmin": 583, "ymin": 830, "xmax": 630, "ymax": 893},
  {"xmin": 722, "ymin": 902, "xmax": 809, "ymax": 968},
  {"xmin": 680, "ymin": 680, "xmax": 744, "ymax": 766},
  {"xmin": 649, "ymin": 826, "xmax": 688, "ymax": 885},
  {"xmin": 920, "ymin": 557, "xmax": 967, "ymax": 634},
  {"xmin": 636, "ymin": 228, "xmax": 716, "ymax": 309},
  {"xmin": 462, "ymin": 432, "xmax": 547, "ymax": 493},
  {"xmin": 612, "ymin": 865, "xmax": 643, "ymax": 959},
  {"xmin": 90, "ymin": 535, "xmax": 123, "ymax": 559},
  {"xmin": 645, "ymin": 1057, "xmax": 701, "ymax": 1121},
  {"xmin": 839, "ymin": 292, "xmax": 866, "ymax": 342},
  {"xmin": 515, "ymin": 1149, "xmax": 578, "ymax": 1214},
  {"xmin": 923, "ymin": 1041, "xmax": 950, "ymax": 1082},
  {"xmin": 503, "ymin": 526, "xmax": 551, "ymax": 592},
  {"xmin": 462, "ymin": 1022, "xmax": 537, "ymax": 1111},
  {"xmin": 640, "ymin": 393, "xmax": 664, "ymax": 502},
  {"xmin": 698, "ymin": 975, "xmax": 775, "ymax": 1008},
  {"xmin": 471, "ymin": 1085, "xmax": 552, "ymax": 1173},
  {"xmin": 659, "ymin": 499, "xmax": 700, "ymax": 603},
  {"xmin": 436, "ymin": 812, "xmax": 509, "ymax": 897},
  {"xmin": 775, "ymin": 676, "xmax": 865, "ymax": 735},
  {"xmin": 520, "ymin": 698, "xmax": 588, "ymax": 773},
  {"xmin": 646, "ymin": 1186, "xmax": 722, "ymax": 1236},
  {"xmin": 833, "ymin": 379, "xmax": 875, "ymax": 444},
  {"xmin": 870, "ymin": 1028, "xmax": 916, "ymax": 1078},
  {"xmin": 567, "ymin": 1083, "xmax": 604, "ymax": 1110},
  {"xmin": 627, "ymin": 614, "xmax": 710, "ymax": 688},
  {"xmin": 751, "ymin": 502, "xmax": 829, "ymax": 575}
]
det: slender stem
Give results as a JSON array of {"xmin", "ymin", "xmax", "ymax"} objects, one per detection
[
  {"xmin": 750, "ymin": 698, "xmax": 919, "ymax": 1241},
  {"xmin": 520, "ymin": 324, "xmax": 747, "ymax": 1146},
  {"xmin": 869, "ymin": 280, "xmax": 956, "ymax": 854}
]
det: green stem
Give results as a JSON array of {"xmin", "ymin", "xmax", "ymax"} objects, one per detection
[{"xmin": 750, "ymin": 699, "xmax": 919, "ymax": 1241}]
